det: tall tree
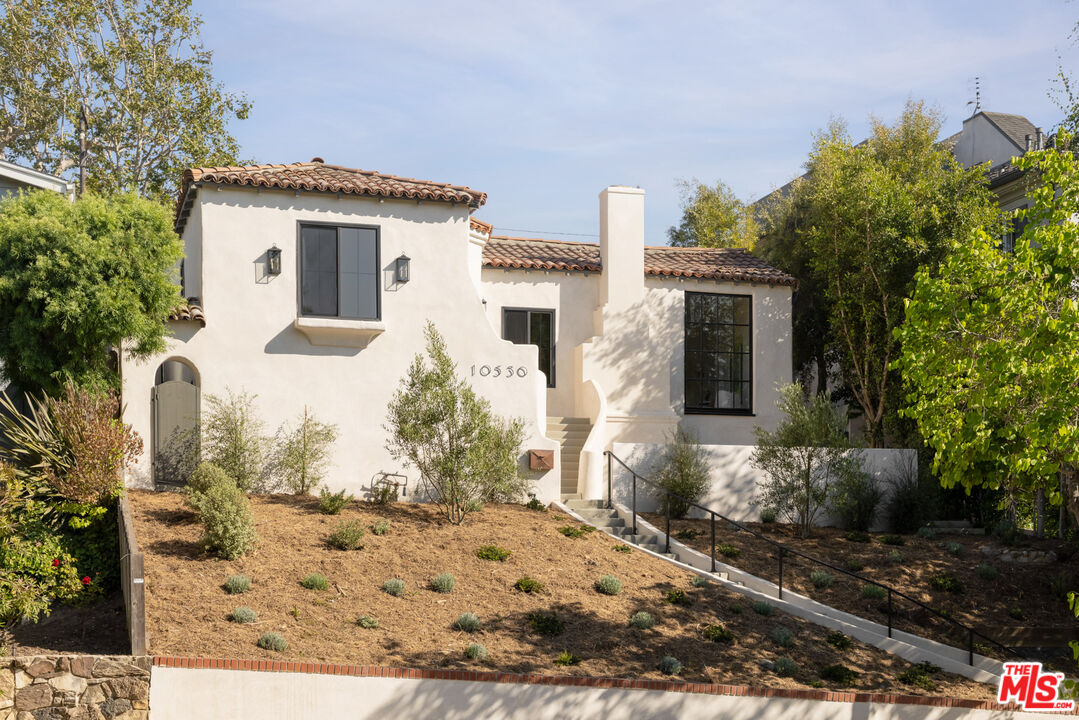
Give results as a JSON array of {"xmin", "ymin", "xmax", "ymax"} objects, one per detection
[
  {"xmin": 0, "ymin": 0, "xmax": 250, "ymax": 202},
  {"xmin": 667, "ymin": 179, "xmax": 757, "ymax": 249}
]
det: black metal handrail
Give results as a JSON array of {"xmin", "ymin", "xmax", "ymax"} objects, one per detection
[{"xmin": 605, "ymin": 450, "xmax": 1023, "ymax": 666}]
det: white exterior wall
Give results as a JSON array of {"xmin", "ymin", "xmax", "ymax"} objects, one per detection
[
  {"xmin": 953, "ymin": 114, "xmax": 1023, "ymax": 171},
  {"xmin": 122, "ymin": 187, "xmax": 559, "ymax": 501}
]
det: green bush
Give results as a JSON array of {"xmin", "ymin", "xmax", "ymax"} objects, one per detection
[
  {"xmin": 231, "ymin": 606, "xmax": 257, "ymax": 623},
  {"xmin": 430, "ymin": 573, "xmax": 456, "ymax": 593},
  {"xmin": 844, "ymin": 530, "xmax": 870, "ymax": 543},
  {"xmin": 878, "ymin": 534, "xmax": 905, "ymax": 546},
  {"xmin": 771, "ymin": 625, "xmax": 794, "ymax": 647},
  {"xmin": 759, "ymin": 507, "xmax": 778, "ymax": 523},
  {"xmin": 728, "ymin": 603, "xmax": 743, "ymax": 614},
  {"xmin": 718, "ymin": 544, "xmax": 740, "ymax": 558},
  {"xmin": 844, "ymin": 559, "xmax": 864, "ymax": 572},
  {"xmin": 476, "ymin": 545, "xmax": 511, "ymax": 561},
  {"xmin": 810, "ymin": 570, "xmax": 833, "ymax": 589},
  {"xmin": 675, "ymin": 528, "xmax": 702, "ymax": 541},
  {"xmin": 515, "ymin": 576, "xmax": 543, "ymax": 593},
  {"xmin": 318, "ymin": 488, "xmax": 352, "ymax": 515},
  {"xmin": 861, "ymin": 584, "xmax": 886, "ymax": 600},
  {"xmin": 773, "ymin": 657, "xmax": 798, "ymax": 677},
  {"xmin": 301, "ymin": 573, "xmax": 328, "ymax": 591},
  {"xmin": 654, "ymin": 425, "xmax": 709, "ymax": 518},
  {"xmin": 187, "ymin": 462, "xmax": 235, "ymax": 497},
  {"xmin": 945, "ymin": 541, "xmax": 964, "ymax": 557},
  {"xmin": 831, "ymin": 471, "xmax": 882, "ymax": 532},
  {"xmin": 525, "ymin": 497, "xmax": 546, "ymax": 512},
  {"xmin": 819, "ymin": 664, "xmax": 858, "ymax": 686},
  {"xmin": 327, "ymin": 520, "xmax": 365, "ymax": 551},
  {"xmin": 192, "ymin": 479, "xmax": 257, "ymax": 559},
  {"xmin": 976, "ymin": 563, "xmax": 998, "ymax": 581},
  {"xmin": 630, "ymin": 611, "xmax": 655, "ymax": 629},
  {"xmin": 658, "ymin": 656, "xmax": 683, "ymax": 676},
  {"xmin": 557, "ymin": 525, "xmax": 594, "ymax": 539},
  {"xmin": 703, "ymin": 623, "xmax": 734, "ymax": 643},
  {"xmin": 224, "ymin": 574, "xmax": 251, "ymax": 594},
  {"xmin": 691, "ymin": 575, "xmax": 711, "ymax": 588},
  {"xmin": 528, "ymin": 612, "xmax": 564, "ymax": 636},
  {"xmin": 752, "ymin": 601, "xmax": 773, "ymax": 616},
  {"xmin": 887, "ymin": 550, "xmax": 903, "ymax": 564},
  {"xmin": 1008, "ymin": 606, "xmax": 1025, "ymax": 620},
  {"xmin": 202, "ymin": 389, "xmax": 265, "ymax": 492},
  {"xmin": 928, "ymin": 573, "xmax": 964, "ymax": 594},
  {"xmin": 596, "ymin": 575, "xmax": 622, "ymax": 595},
  {"xmin": 455, "ymin": 613, "xmax": 482, "ymax": 632},
  {"xmin": 554, "ymin": 650, "xmax": 581, "ymax": 666},
  {"xmin": 614, "ymin": 544, "xmax": 632, "ymax": 554},
  {"xmin": 382, "ymin": 578, "xmax": 406, "ymax": 596},
  {"xmin": 898, "ymin": 661, "xmax": 940, "ymax": 691},
  {"xmin": 273, "ymin": 407, "xmax": 339, "ymax": 495},
  {"xmin": 991, "ymin": 520, "xmax": 1021, "ymax": 547},
  {"xmin": 884, "ymin": 462, "xmax": 934, "ymax": 534},
  {"xmin": 257, "ymin": 632, "xmax": 288, "ymax": 652},
  {"xmin": 356, "ymin": 615, "xmax": 379, "ymax": 629},
  {"xmin": 465, "ymin": 643, "xmax": 488, "ymax": 660},
  {"xmin": 826, "ymin": 631, "xmax": 851, "ymax": 651},
  {"xmin": 665, "ymin": 589, "xmax": 692, "ymax": 606},
  {"xmin": 371, "ymin": 518, "xmax": 390, "ymax": 536},
  {"xmin": 916, "ymin": 526, "xmax": 937, "ymax": 540}
]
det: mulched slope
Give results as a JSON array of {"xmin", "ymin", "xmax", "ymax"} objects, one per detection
[{"xmin": 130, "ymin": 491, "xmax": 995, "ymax": 700}]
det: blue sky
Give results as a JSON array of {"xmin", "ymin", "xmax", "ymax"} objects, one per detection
[{"xmin": 197, "ymin": 0, "xmax": 1076, "ymax": 242}]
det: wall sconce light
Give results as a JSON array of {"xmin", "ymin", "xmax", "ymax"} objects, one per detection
[
  {"xmin": 395, "ymin": 254, "xmax": 411, "ymax": 284},
  {"xmin": 267, "ymin": 245, "xmax": 282, "ymax": 276}
]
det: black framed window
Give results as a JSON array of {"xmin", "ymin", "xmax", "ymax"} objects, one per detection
[
  {"xmin": 502, "ymin": 308, "xmax": 555, "ymax": 387},
  {"xmin": 1002, "ymin": 205, "xmax": 1028, "ymax": 254},
  {"xmin": 300, "ymin": 224, "xmax": 379, "ymax": 319},
  {"xmin": 685, "ymin": 292, "xmax": 752, "ymax": 413}
]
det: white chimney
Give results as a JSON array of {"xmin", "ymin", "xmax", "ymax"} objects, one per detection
[{"xmin": 599, "ymin": 186, "xmax": 645, "ymax": 311}]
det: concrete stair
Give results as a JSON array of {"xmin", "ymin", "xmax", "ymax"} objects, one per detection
[
  {"xmin": 558, "ymin": 498, "xmax": 1004, "ymax": 686},
  {"xmin": 547, "ymin": 417, "xmax": 592, "ymax": 497}
]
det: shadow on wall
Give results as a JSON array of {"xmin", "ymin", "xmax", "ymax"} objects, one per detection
[{"xmin": 263, "ymin": 323, "xmax": 363, "ymax": 357}]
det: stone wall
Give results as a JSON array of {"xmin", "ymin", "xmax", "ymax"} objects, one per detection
[{"xmin": 0, "ymin": 656, "xmax": 149, "ymax": 720}]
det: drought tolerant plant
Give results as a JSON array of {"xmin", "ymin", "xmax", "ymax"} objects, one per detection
[
  {"xmin": 554, "ymin": 650, "xmax": 581, "ymax": 666},
  {"xmin": 771, "ymin": 625, "xmax": 794, "ymax": 647},
  {"xmin": 371, "ymin": 518, "xmax": 390, "ymax": 535},
  {"xmin": 317, "ymin": 488, "xmax": 352, "ymax": 515},
  {"xmin": 773, "ymin": 657, "xmax": 798, "ymax": 677},
  {"xmin": 976, "ymin": 563, "xmax": 998, "ymax": 581},
  {"xmin": 653, "ymin": 425, "xmax": 710, "ymax": 518},
  {"xmin": 861, "ymin": 584, "xmax": 886, "ymax": 601},
  {"xmin": 231, "ymin": 607, "xmax": 257, "ymax": 624},
  {"xmin": 844, "ymin": 530, "xmax": 870, "ymax": 543},
  {"xmin": 878, "ymin": 534, "xmax": 905, "ymax": 546},
  {"xmin": 430, "ymin": 573, "xmax": 456, "ymax": 593},
  {"xmin": 455, "ymin": 613, "xmax": 482, "ymax": 632},
  {"xmin": 898, "ymin": 661, "xmax": 940, "ymax": 691},
  {"xmin": 515, "ymin": 576, "xmax": 543, "ymax": 593},
  {"xmin": 327, "ymin": 520, "xmax": 365, "ymax": 551},
  {"xmin": 385, "ymin": 323, "xmax": 528, "ymax": 524},
  {"xmin": 759, "ymin": 507, "xmax": 778, "ymax": 523},
  {"xmin": 887, "ymin": 549, "xmax": 904, "ymax": 564},
  {"xmin": 691, "ymin": 575, "xmax": 711, "ymax": 588},
  {"xmin": 201, "ymin": 388, "xmax": 265, "ymax": 492},
  {"xmin": 718, "ymin": 544, "xmax": 740, "ymax": 558},
  {"xmin": 476, "ymin": 545, "xmax": 511, "ymax": 561},
  {"xmin": 528, "ymin": 612, "xmax": 564, "ymax": 636},
  {"xmin": 382, "ymin": 579, "xmax": 405, "ymax": 597},
  {"xmin": 257, "ymin": 632, "xmax": 288, "ymax": 652},
  {"xmin": 752, "ymin": 601, "xmax": 773, "ymax": 616},
  {"xmin": 525, "ymin": 497, "xmax": 546, "ymax": 512},
  {"xmin": 614, "ymin": 544, "xmax": 632, "ymax": 554},
  {"xmin": 557, "ymin": 524, "xmax": 594, "ymax": 538},
  {"xmin": 844, "ymin": 559, "xmax": 864, "ymax": 572},
  {"xmin": 186, "ymin": 462, "xmax": 235, "ymax": 498},
  {"xmin": 675, "ymin": 528, "xmax": 703, "ymax": 541},
  {"xmin": 728, "ymin": 603, "xmax": 743, "ymax": 614},
  {"xmin": 224, "ymin": 574, "xmax": 250, "ymax": 595},
  {"xmin": 1048, "ymin": 570, "xmax": 1073, "ymax": 599},
  {"xmin": 991, "ymin": 520, "xmax": 1021, "ymax": 547},
  {"xmin": 826, "ymin": 631, "xmax": 852, "ymax": 651},
  {"xmin": 1008, "ymin": 607, "xmax": 1025, "ymax": 621},
  {"xmin": 596, "ymin": 575, "xmax": 622, "ymax": 595},
  {"xmin": 630, "ymin": 611, "xmax": 655, "ymax": 629},
  {"xmin": 810, "ymin": 570, "xmax": 834, "ymax": 589},
  {"xmin": 665, "ymin": 589, "xmax": 692, "ymax": 606},
  {"xmin": 356, "ymin": 615, "xmax": 380, "ymax": 629},
  {"xmin": 189, "ymin": 478, "xmax": 257, "ymax": 559},
  {"xmin": 945, "ymin": 541, "xmax": 964, "ymax": 557},
  {"xmin": 819, "ymin": 664, "xmax": 858, "ymax": 686},
  {"xmin": 301, "ymin": 574, "xmax": 328, "ymax": 591},
  {"xmin": 916, "ymin": 526, "xmax": 937, "ymax": 540},
  {"xmin": 658, "ymin": 656, "xmax": 683, "ymax": 676},
  {"xmin": 928, "ymin": 573, "xmax": 964, "ymax": 594},
  {"xmin": 831, "ymin": 470, "xmax": 882, "ymax": 532},
  {"xmin": 465, "ymin": 643, "xmax": 488, "ymax": 660},
  {"xmin": 703, "ymin": 624, "xmax": 734, "ymax": 643},
  {"xmin": 752, "ymin": 383, "xmax": 865, "ymax": 538},
  {"xmin": 272, "ymin": 406, "xmax": 340, "ymax": 495}
]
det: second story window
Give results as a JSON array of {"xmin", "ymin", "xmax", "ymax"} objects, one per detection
[{"xmin": 300, "ymin": 224, "xmax": 379, "ymax": 320}]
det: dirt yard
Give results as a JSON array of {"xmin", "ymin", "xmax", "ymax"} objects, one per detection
[{"xmin": 130, "ymin": 490, "xmax": 999, "ymax": 700}]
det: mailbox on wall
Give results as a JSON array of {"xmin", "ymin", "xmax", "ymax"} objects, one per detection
[{"xmin": 529, "ymin": 449, "xmax": 554, "ymax": 471}]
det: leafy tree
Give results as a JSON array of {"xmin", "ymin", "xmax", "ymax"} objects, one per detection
[
  {"xmin": 202, "ymin": 388, "xmax": 264, "ymax": 493},
  {"xmin": 0, "ymin": 0, "xmax": 250, "ymax": 201},
  {"xmin": 0, "ymin": 190, "xmax": 182, "ymax": 394},
  {"xmin": 752, "ymin": 383, "xmax": 864, "ymax": 538},
  {"xmin": 895, "ymin": 135, "xmax": 1079, "ymax": 531},
  {"xmin": 273, "ymin": 406, "xmax": 339, "ymax": 495},
  {"xmin": 667, "ymin": 179, "xmax": 757, "ymax": 249},
  {"xmin": 653, "ymin": 424, "xmax": 710, "ymax": 518},
  {"xmin": 385, "ymin": 323, "xmax": 527, "ymax": 524}
]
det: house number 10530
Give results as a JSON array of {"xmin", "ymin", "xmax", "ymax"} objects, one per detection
[{"xmin": 471, "ymin": 364, "xmax": 528, "ymax": 378}]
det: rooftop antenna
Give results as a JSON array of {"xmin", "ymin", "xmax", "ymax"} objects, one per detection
[{"xmin": 966, "ymin": 77, "xmax": 982, "ymax": 116}]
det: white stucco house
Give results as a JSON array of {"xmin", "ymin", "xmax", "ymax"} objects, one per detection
[{"xmin": 121, "ymin": 160, "xmax": 795, "ymax": 504}]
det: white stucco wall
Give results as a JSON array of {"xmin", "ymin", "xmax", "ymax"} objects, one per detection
[
  {"xmin": 121, "ymin": 187, "xmax": 559, "ymax": 501},
  {"xmin": 953, "ymin": 114, "xmax": 1023, "ymax": 171}
]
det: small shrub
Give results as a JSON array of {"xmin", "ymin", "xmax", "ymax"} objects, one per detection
[
  {"xmin": 844, "ymin": 530, "xmax": 870, "ymax": 543},
  {"xmin": 929, "ymin": 573, "xmax": 964, "ymax": 594},
  {"xmin": 810, "ymin": 570, "xmax": 834, "ymax": 589},
  {"xmin": 476, "ymin": 545, "xmax": 511, "ymax": 561},
  {"xmin": 916, "ymin": 526, "xmax": 937, "ymax": 540},
  {"xmin": 752, "ymin": 601, "xmax": 773, "ymax": 616},
  {"xmin": 728, "ymin": 603, "xmax": 743, "ymax": 614},
  {"xmin": 274, "ymin": 406, "xmax": 340, "ymax": 495},
  {"xmin": 596, "ymin": 575, "xmax": 622, "ymax": 595},
  {"xmin": 371, "ymin": 484, "xmax": 398, "ymax": 505},
  {"xmin": 819, "ymin": 664, "xmax": 858, "ymax": 686},
  {"xmin": 759, "ymin": 507, "xmax": 778, "ymax": 523},
  {"xmin": 257, "ymin": 632, "xmax": 288, "ymax": 652},
  {"xmin": 554, "ymin": 650, "xmax": 581, "ymax": 666},
  {"xmin": 810, "ymin": 680, "xmax": 823, "ymax": 688},
  {"xmin": 382, "ymin": 578, "xmax": 406, "ymax": 596},
  {"xmin": 887, "ymin": 549, "xmax": 903, "ymax": 564},
  {"xmin": 878, "ymin": 534, "xmax": 905, "ymax": 546},
  {"xmin": 224, "ymin": 574, "xmax": 251, "ymax": 594},
  {"xmin": 231, "ymin": 606, "xmax": 257, "ymax": 623},
  {"xmin": 654, "ymin": 425, "xmax": 709, "ymax": 518},
  {"xmin": 317, "ymin": 488, "xmax": 352, "ymax": 515},
  {"xmin": 529, "ymin": 612, "xmax": 564, "ymax": 636},
  {"xmin": 991, "ymin": 519, "xmax": 1021, "ymax": 547},
  {"xmin": 356, "ymin": 615, "xmax": 379, "ymax": 629},
  {"xmin": 771, "ymin": 625, "xmax": 794, "ymax": 647},
  {"xmin": 1048, "ymin": 571, "xmax": 1073, "ymax": 599},
  {"xmin": 630, "ymin": 611, "xmax": 655, "ymax": 629},
  {"xmin": 861, "ymin": 584, "xmax": 886, "ymax": 601},
  {"xmin": 515, "ymin": 576, "xmax": 543, "ymax": 593},
  {"xmin": 665, "ymin": 589, "xmax": 692, "ymax": 606},
  {"xmin": 327, "ymin": 520, "xmax": 365, "ymax": 550},
  {"xmin": 831, "ymin": 470, "xmax": 882, "ymax": 532},
  {"xmin": 525, "ymin": 497, "xmax": 546, "ymax": 512},
  {"xmin": 945, "ymin": 541, "xmax": 964, "ymax": 557},
  {"xmin": 371, "ymin": 518, "xmax": 390, "ymax": 535},
  {"xmin": 718, "ymin": 543, "xmax": 741, "ymax": 558},
  {"xmin": 773, "ymin": 657, "xmax": 798, "ymax": 677},
  {"xmin": 826, "ymin": 631, "xmax": 851, "ymax": 651},
  {"xmin": 898, "ymin": 661, "xmax": 940, "ymax": 691},
  {"xmin": 884, "ymin": 460, "xmax": 933, "ymax": 534},
  {"xmin": 186, "ymin": 462, "xmax": 235, "ymax": 497},
  {"xmin": 1008, "ymin": 606, "xmax": 1025, "ymax": 621},
  {"xmin": 691, "ymin": 575, "xmax": 711, "ymax": 588},
  {"xmin": 558, "ymin": 525, "xmax": 594, "ymax": 539},
  {"xmin": 658, "ymin": 656, "xmax": 683, "ymax": 675},
  {"xmin": 193, "ymin": 481, "xmax": 258, "ymax": 559},
  {"xmin": 675, "ymin": 528, "xmax": 703, "ymax": 541},
  {"xmin": 614, "ymin": 544, "xmax": 632, "ymax": 554},
  {"xmin": 301, "ymin": 573, "xmax": 328, "ymax": 591},
  {"xmin": 976, "ymin": 563, "xmax": 998, "ymax": 581},
  {"xmin": 455, "ymin": 613, "xmax": 482, "ymax": 632},
  {"xmin": 465, "ymin": 643, "xmax": 488, "ymax": 660},
  {"xmin": 703, "ymin": 623, "xmax": 734, "ymax": 643},
  {"xmin": 844, "ymin": 559, "xmax": 864, "ymax": 572},
  {"xmin": 429, "ymin": 573, "xmax": 456, "ymax": 593}
]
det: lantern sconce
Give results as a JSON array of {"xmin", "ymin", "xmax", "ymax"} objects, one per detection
[
  {"xmin": 267, "ymin": 245, "xmax": 282, "ymax": 276},
  {"xmin": 395, "ymin": 253, "xmax": 411, "ymax": 284}
]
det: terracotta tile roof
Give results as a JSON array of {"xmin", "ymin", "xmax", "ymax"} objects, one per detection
[
  {"xmin": 470, "ymin": 217, "xmax": 493, "ymax": 235},
  {"xmin": 168, "ymin": 297, "xmax": 205, "ymax": 326},
  {"xmin": 483, "ymin": 236, "xmax": 796, "ymax": 286},
  {"xmin": 175, "ymin": 160, "xmax": 486, "ymax": 232}
]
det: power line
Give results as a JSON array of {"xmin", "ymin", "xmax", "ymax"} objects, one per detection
[{"xmin": 496, "ymin": 227, "xmax": 599, "ymax": 238}]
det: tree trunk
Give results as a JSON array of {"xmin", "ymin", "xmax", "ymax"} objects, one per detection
[{"xmin": 1034, "ymin": 489, "xmax": 1045, "ymax": 538}]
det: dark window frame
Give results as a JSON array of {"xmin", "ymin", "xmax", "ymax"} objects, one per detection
[
  {"xmin": 501, "ymin": 307, "xmax": 556, "ymax": 388},
  {"xmin": 297, "ymin": 221, "xmax": 381, "ymax": 321},
  {"xmin": 684, "ymin": 291, "xmax": 753, "ymax": 416}
]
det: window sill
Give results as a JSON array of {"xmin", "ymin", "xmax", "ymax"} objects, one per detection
[
  {"xmin": 293, "ymin": 316, "xmax": 385, "ymax": 348},
  {"xmin": 683, "ymin": 408, "xmax": 755, "ymax": 417}
]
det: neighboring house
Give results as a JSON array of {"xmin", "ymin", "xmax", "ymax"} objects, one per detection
[
  {"xmin": 0, "ymin": 158, "xmax": 76, "ymax": 201},
  {"xmin": 120, "ymin": 160, "xmax": 794, "ymax": 502}
]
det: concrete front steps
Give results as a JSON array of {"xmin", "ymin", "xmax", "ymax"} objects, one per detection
[
  {"xmin": 558, "ymin": 498, "xmax": 1005, "ymax": 686},
  {"xmin": 547, "ymin": 417, "xmax": 592, "ymax": 497}
]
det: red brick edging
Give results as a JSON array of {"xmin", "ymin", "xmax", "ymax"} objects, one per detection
[{"xmin": 151, "ymin": 656, "xmax": 1062, "ymax": 714}]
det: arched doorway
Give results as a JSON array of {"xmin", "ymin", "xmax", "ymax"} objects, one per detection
[{"xmin": 152, "ymin": 358, "xmax": 200, "ymax": 487}]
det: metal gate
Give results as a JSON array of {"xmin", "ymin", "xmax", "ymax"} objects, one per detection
[{"xmin": 152, "ymin": 380, "xmax": 200, "ymax": 487}]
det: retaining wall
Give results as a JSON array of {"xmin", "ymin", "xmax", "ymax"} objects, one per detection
[{"xmin": 0, "ymin": 655, "xmax": 150, "ymax": 720}]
